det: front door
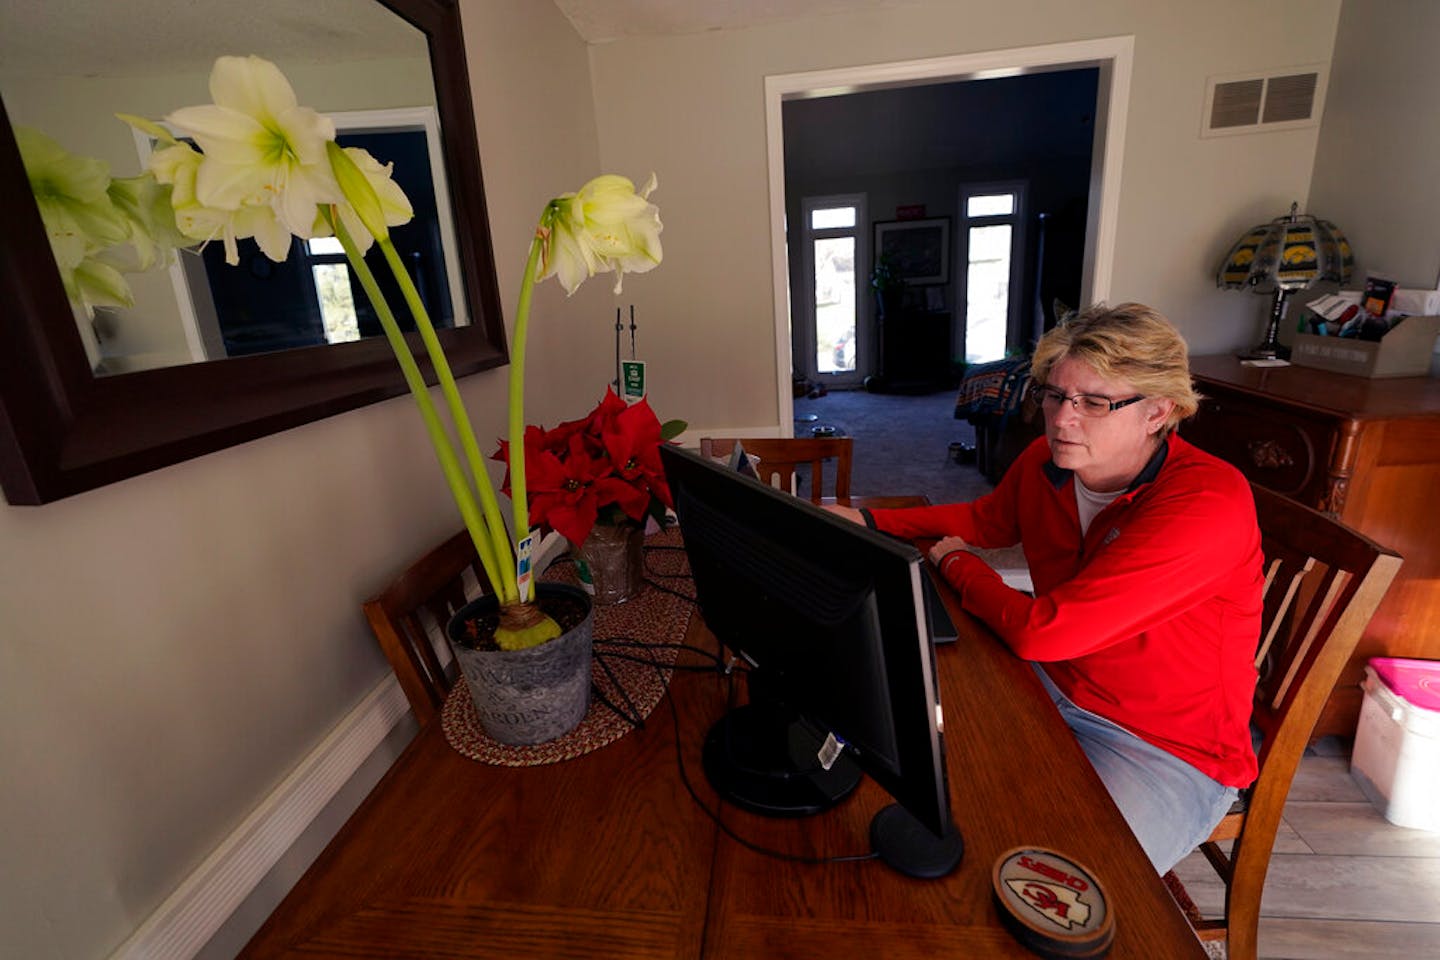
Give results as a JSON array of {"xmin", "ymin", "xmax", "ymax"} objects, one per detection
[{"xmin": 801, "ymin": 194, "xmax": 868, "ymax": 387}]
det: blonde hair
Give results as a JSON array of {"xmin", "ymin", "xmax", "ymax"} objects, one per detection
[{"xmin": 1031, "ymin": 302, "xmax": 1199, "ymax": 433}]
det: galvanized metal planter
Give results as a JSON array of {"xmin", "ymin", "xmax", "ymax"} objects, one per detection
[{"xmin": 446, "ymin": 583, "xmax": 594, "ymax": 745}]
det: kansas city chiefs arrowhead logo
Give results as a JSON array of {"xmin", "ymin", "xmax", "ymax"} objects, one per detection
[{"xmin": 1006, "ymin": 878, "xmax": 1092, "ymax": 930}]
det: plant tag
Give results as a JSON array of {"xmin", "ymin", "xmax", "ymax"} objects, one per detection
[
  {"xmin": 817, "ymin": 731, "xmax": 846, "ymax": 771},
  {"xmin": 515, "ymin": 535, "xmax": 534, "ymax": 604},
  {"xmin": 621, "ymin": 359, "xmax": 646, "ymax": 403},
  {"xmin": 575, "ymin": 556, "xmax": 595, "ymax": 595}
]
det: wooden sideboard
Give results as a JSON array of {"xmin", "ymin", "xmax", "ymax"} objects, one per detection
[{"xmin": 1183, "ymin": 355, "xmax": 1440, "ymax": 736}]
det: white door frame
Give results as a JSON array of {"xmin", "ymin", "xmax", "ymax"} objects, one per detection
[{"xmin": 763, "ymin": 36, "xmax": 1133, "ymax": 432}]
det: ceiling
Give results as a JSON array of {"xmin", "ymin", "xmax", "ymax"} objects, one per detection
[
  {"xmin": 552, "ymin": 0, "xmax": 923, "ymax": 43},
  {"xmin": 0, "ymin": 0, "xmax": 426, "ymax": 77},
  {"xmin": 0, "ymin": 1, "xmax": 927, "ymax": 76}
]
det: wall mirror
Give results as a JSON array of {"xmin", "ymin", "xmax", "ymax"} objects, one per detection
[{"xmin": 0, "ymin": 0, "xmax": 506, "ymax": 504}]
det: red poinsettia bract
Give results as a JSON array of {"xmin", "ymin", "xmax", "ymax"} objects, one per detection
[{"xmin": 496, "ymin": 389, "xmax": 676, "ymax": 546}]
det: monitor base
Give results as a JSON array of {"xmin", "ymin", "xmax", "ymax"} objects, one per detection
[
  {"xmin": 702, "ymin": 702, "xmax": 862, "ymax": 818},
  {"xmin": 870, "ymin": 803, "xmax": 964, "ymax": 878}
]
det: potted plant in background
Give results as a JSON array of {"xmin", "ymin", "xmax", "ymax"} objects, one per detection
[{"xmin": 23, "ymin": 53, "xmax": 666, "ymax": 745}]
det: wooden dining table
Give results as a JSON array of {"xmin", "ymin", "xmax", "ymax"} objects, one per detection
[{"xmin": 239, "ymin": 496, "xmax": 1204, "ymax": 959}]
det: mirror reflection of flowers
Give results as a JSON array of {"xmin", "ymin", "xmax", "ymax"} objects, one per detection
[
  {"xmin": 496, "ymin": 390, "xmax": 684, "ymax": 549},
  {"xmin": 15, "ymin": 126, "xmax": 188, "ymax": 318},
  {"xmin": 96, "ymin": 53, "xmax": 668, "ymax": 650}
]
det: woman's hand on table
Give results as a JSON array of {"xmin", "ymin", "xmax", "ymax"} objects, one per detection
[
  {"xmin": 929, "ymin": 536, "xmax": 972, "ymax": 566},
  {"xmin": 821, "ymin": 504, "xmax": 865, "ymax": 524}
]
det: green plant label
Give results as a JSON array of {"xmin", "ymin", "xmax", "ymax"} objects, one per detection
[{"xmin": 621, "ymin": 360, "xmax": 647, "ymax": 403}]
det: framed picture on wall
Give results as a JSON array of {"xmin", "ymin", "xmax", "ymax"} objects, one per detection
[{"xmin": 874, "ymin": 217, "xmax": 950, "ymax": 285}]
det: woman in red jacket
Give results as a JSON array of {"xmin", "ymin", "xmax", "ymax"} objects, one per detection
[{"xmin": 833, "ymin": 302, "xmax": 1263, "ymax": 873}]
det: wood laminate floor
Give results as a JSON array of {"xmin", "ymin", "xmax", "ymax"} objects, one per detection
[{"xmin": 1171, "ymin": 737, "xmax": 1440, "ymax": 959}]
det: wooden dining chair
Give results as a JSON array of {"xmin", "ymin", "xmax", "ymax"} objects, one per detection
[
  {"xmin": 362, "ymin": 529, "xmax": 490, "ymax": 727},
  {"xmin": 698, "ymin": 436, "xmax": 853, "ymax": 503},
  {"xmin": 1168, "ymin": 483, "xmax": 1402, "ymax": 960}
]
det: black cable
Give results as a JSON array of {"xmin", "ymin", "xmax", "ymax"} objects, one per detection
[
  {"xmin": 594, "ymin": 637, "xmax": 728, "ymax": 668},
  {"xmin": 593, "ymin": 650, "xmax": 645, "ymax": 730},
  {"xmin": 590, "ymin": 630, "xmax": 870, "ymax": 862},
  {"xmin": 652, "ymin": 656, "xmax": 878, "ymax": 867},
  {"xmin": 643, "ymin": 544, "xmax": 694, "ymax": 582},
  {"xmin": 589, "ymin": 678, "xmax": 643, "ymax": 729},
  {"xmin": 643, "ymin": 577, "xmax": 697, "ymax": 603}
]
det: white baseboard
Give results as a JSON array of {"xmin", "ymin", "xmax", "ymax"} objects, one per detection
[
  {"xmin": 673, "ymin": 423, "xmax": 788, "ymax": 446},
  {"xmin": 108, "ymin": 676, "xmax": 412, "ymax": 960}
]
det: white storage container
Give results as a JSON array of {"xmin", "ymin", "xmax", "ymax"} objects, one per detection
[{"xmin": 1350, "ymin": 658, "xmax": 1440, "ymax": 832}]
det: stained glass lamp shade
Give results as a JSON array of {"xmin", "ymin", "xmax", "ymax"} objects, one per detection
[{"xmin": 1217, "ymin": 202, "xmax": 1354, "ymax": 360}]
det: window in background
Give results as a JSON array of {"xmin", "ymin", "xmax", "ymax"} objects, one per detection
[
  {"xmin": 802, "ymin": 194, "xmax": 867, "ymax": 384},
  {"xmin": 959, "ymin": 183, "xmax": 1026, "ymax": 364}
]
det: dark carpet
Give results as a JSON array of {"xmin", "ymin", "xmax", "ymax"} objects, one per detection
[
  {"xmin": 791, "ymin": 386, "xmax": 1030, "ymax": 577},
  {"xmin": 791, "ymin": 387, "xmax": 990, "ymax": 504}
]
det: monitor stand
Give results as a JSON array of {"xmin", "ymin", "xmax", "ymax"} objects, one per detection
[
  {"xmin": 870, "ymin": 804, "xmax": 965, "ymax": 879},
  {"xmin": 702, "ymin": 699, "xmax": 861, "ymax": 818}
]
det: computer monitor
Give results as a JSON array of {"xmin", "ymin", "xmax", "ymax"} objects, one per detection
[{"xmin": 659, "ymin": 445, "xmax": 963, "ymax": 877}]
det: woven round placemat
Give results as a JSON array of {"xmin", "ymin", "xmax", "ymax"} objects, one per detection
[{"xmin": 441, "ymin": 530, "xmax": 695, "ymax": 766}]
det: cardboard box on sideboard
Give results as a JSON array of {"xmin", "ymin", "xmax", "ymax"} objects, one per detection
[{"xmin": 1290, "ymin": 315, "xmax": 1440, "ymax": 379}]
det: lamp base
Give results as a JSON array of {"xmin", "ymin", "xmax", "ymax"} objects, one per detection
[
  {"xmin": 1238, "ymin": 342, "xmax": 1291, "ymax": 362},
  {"xmin": 1238, "ymin": 287, "xmax": 1295, "ymax": 362}
]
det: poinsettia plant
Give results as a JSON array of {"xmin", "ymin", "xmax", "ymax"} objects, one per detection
[
  {"xmin": 63, "ymin": 54, "xmax": 665, "ymax": 651},
  {"xmin": 496, "ymin": 390, "xmax": 685, "ymax": 548}
]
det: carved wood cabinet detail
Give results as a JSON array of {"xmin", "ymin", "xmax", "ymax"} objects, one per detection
[{"xmin": 1184, "ymin": 356, "xmax": 1440, "ymax": 736}]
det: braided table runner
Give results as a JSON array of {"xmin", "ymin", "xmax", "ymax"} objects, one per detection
[{"xmin": 441, "ymin": 527, "xmax": 695, "ymax": 766}]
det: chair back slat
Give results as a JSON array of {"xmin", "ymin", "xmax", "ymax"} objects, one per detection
[
  {"xmin": 362, "ymin": 529, "xmax": 492, "ymax": 727},
  {"xmin": 698, "ymin": 436, "xmax": 853, "ymax": 503},
  {"xmin": 1253, "ymin": 553, "xmax": 1313, "ymax": 670},
  {"xmin": 1268, "ymin": 567, "xmax": 1348, "ymax": 712}
]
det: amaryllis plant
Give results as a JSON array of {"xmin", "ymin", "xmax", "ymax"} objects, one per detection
[
  {"xmin": 496, "ymin": 390, "xmax": 685, "ymax": 548},
  {"xmin": 103, "ymin": 54, "xmax": 664, "ymax": 650}
]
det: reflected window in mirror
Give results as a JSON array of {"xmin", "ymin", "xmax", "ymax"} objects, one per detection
[{"xmin": 124, "ymin": 113, "xmax": 466, "ymax": 370}]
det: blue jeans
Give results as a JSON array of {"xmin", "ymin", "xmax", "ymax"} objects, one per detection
[{"xmin": 1034, "ymin": 664, "xmax": 1239, "ymax": 874}]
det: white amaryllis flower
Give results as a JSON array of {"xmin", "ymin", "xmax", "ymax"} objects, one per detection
[
  {"xmin": 16, "ymin": 125, "xmax": 180, "ymax": 313},
  {"xmin": 164, "ymin": 55, "xmax": 340, "ymax": 240},
  {"xmin": 539, "ymin": 173, "xmax": 663, "ymax": 295},
  {"xmin": 328, "ymin": 146, "xmax": 414, "ymax": 254},
  {"xmin": 149, "ymin": 139, "xmax": 292, "ymax": 265}
]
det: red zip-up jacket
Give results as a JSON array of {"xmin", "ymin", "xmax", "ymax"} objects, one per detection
[{"xmin": 867, "ymin": 434, "xmax": 1262, "ymax": 787}]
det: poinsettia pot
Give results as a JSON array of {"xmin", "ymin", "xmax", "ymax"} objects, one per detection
[
  {"xmin": 575, "ymin": 519, "xmax": 645, "ymax": 605},
  {"xmin": 445, "ymin": 583, "xmax": 594, "ymax": 745}
]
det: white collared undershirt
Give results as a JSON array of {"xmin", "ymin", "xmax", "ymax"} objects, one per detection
[{"xmin": 1075, "ymin": 477, "xmax": 1123, "ymax": 536}]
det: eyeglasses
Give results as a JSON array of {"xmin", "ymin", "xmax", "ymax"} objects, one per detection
[{"xmin": 1033, "ymin": 385, "xmax": 1145, "ymax": 418}]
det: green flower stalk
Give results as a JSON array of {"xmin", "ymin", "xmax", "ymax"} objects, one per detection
[{"xmin": 110, "ymin": 55, "xmax": 664, "ymax": 651}]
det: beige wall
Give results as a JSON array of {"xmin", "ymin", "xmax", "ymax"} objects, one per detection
[
  {"xmin": 1308, "ymin": 0, "xmax": 1440, "ymax": 290},
  {"xmin": 0, "ymin": 2, "xmax": 606, "ymax": 957},
  {"xmin": 588, "ymin": 0, "xmax": 1340, "ymax": 434}
]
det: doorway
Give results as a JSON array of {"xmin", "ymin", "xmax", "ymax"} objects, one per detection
[{"xmin": 765, "ymin": 37, "xmax": 1133, "ymax": 430}]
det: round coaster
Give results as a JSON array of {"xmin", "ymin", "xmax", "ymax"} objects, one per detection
[{"xmin": 992, "ymin": 846, "xmax": 1114, "ymax": 958}]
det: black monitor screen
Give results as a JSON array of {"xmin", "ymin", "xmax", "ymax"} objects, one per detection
[{"xmin": 660, "ymin": 445, "xmax": 961, "ymax": 876}]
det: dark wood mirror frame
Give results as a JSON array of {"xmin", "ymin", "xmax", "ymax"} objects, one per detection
[{"xmin": 0, "ymin": 0, "xmax": 506, "ymax": 505}]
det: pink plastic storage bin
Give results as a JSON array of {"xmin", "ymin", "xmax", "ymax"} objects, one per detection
[{"xmin": 1350, "ymin": 658, "xmax": 1440, "ymax": 832}]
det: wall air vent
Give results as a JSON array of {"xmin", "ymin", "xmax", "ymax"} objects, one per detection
[{"xmin": 1201, "ymin": 65, "xmax": 1326, "ymax": 137}]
